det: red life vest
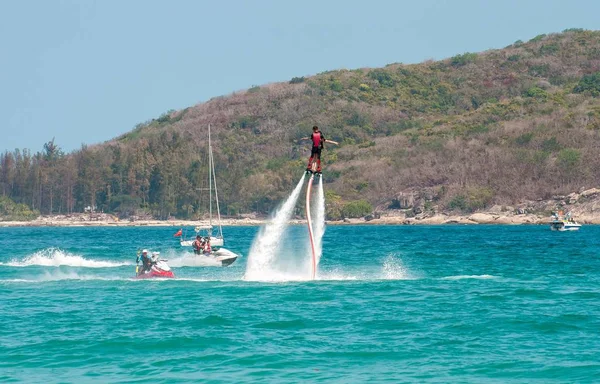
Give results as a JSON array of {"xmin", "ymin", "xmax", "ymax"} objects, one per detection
[{"xmin": 311, "ymin": 132, "xmax": 323, "ymax": 148}]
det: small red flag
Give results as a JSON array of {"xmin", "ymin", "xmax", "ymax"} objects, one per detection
[{"xmin": 173, "ymin": 228, "xmax": 182, "ymax": 237}]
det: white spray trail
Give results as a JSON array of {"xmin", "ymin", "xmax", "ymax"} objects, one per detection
[
  {"xmin": 244, "ymin": 174, "xmax": 306, "ymax": 280},
  {"xmin": 312, "ymin": 176, "xmax": 326, "ymax": 267},
  {"xmin": 0, "ymin": 248, "xmax": 130, "ymax": 268}
]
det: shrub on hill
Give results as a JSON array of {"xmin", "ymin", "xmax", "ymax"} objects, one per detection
[
  {"xmin": 342, "ymin": 199, "xmax": 373, "ymax": 218},
  {"xmin": 446, "ymin": 187, "xmax": 494, "ymax": 213},
  {"xmin": 573, "ymin": 72, "xmax": 600, "ymax": 96},
  {"xmin": 450, "ymin": 52, "xmax": 478, "ymax": 67}
]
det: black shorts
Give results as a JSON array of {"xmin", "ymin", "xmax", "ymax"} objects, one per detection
[{"xmin": 311, "ymin": 146, "xmax": 322, "ymax": 159}]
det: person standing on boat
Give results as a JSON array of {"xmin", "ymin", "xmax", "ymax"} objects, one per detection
[{"xmin": 192, "ymin": 235, "xmax": 204, "ymax": 255}]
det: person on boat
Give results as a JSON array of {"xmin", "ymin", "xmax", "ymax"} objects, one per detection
[
  {"xmin": 139, "ymin": 249, "xmax": 153, "ymax": 273},
  {"xmin": 301, "ymin": 125, "xmax": 326, "ymax": 174},
  {"xmin": 192, "ymin": 235, "xmax": 204, "ymax": 255},
  {"xmin": 203, "ymin": 238, "xmax": 212, "ymax": 255}
]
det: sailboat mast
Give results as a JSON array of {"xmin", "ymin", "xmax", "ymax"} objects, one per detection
[
  {"xmin": 208, "ymin": 124, "xmax": 213, "ymax": 229},
  {"xmin": 211, "ymin": 140, "xmax": 223, "ymax": 239}
]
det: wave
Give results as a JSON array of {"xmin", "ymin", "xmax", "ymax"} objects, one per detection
[
  {"xmin": 442, "ymin": 274, "xmax": 498, "ymax": 280},
  {"xmin": 315, "ymin": 269, "xmax": 360, "ymax": 281},
  {"xmin": 315, "ymin": 254, "xmax": 414, "ymax": 282},
  {"xmin": 0, "ymin": 248, "xmax": 131, "ymax": 268},
  {"xmin": 0, "ymin": 270, "xmax": 128, "ymax": 282},
  {"xmin": 1, "ymin": 274, "xmax": 240, "ymax": 284},
  {"xmin": 242, "ymin": 255, "xmax": 414, "ymax": 282},
  {"xmin": 172, "ymin": 277, "xmax": 238, "ymax": 282},
  {"xmin": 243, "ymin": 269, "xmax": 313, "ymax": 282}
]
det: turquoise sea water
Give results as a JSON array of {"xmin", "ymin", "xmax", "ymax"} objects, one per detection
[{"xmin": 1, "ymin": 224, "xmax": 599, "ymax": 383}]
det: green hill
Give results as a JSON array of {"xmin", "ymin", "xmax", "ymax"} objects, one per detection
[{"xmin": 2, "ymin": 29, "xmax": 600, "ymax": 220}]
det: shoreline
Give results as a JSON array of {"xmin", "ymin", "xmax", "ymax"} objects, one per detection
[{"xmin": 2, "ymin": 212, "xmax": 599, "ymax": 228}]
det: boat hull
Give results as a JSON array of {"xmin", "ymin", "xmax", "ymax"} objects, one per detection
[
  {"xmin": 213, "ymin": 248, "xmax": 238, "ymax": 266},
  {"xmin": 191, "ymin": 248, "xmax": 238, "ymax": 267},
  {"xmin": 135, "ymin": 269, "xmax": 175, "ymax": 279},
  {"xmin": 216, "ymin": 255, "xmax": 237, "ymax": 266},
  {"xmin": 550, "ymin": 222, "xmax": 581, "ymax": 231}
]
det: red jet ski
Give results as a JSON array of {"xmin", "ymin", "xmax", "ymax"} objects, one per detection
[{"xmin": 135, "ymin": 251, "xmax": 174, "ymax": 279}]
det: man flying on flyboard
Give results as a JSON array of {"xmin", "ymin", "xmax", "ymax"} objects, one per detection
[{"xmin": 300, "ymin": 125, "xmax": 338, "ymax": 175}]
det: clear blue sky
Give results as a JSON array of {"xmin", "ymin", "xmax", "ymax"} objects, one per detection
[{"xmin": 1, "ymin": 0, "xmax": 598, "ymax": 153}]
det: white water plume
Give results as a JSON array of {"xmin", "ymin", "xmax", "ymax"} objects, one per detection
[
  {"xmin": 244, "ymin": 174, "xmax": 306, "ymax": 280},
  {"xmin": 312, "ymin": 177, "xmax": 326, "ymax": 267},
  {"xmin": 382, "ymin": 254, "xmax": 411, "ymax": 280}
]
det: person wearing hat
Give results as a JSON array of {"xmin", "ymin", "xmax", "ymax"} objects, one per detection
[{"xmin": 140, "ymin": 249, "xmax": 152, "ymax": 272}]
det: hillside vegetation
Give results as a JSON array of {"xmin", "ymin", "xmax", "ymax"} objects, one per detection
[
  {"xmin": 0, "ymin": 196, "xmax": 39, "ymax": 221},
  {"xmin": 2, "ymin": 29, "xmax": 600, "ymax": 220}
]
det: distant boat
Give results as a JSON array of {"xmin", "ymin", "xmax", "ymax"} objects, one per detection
[{"xmin": 549, "ymin": 211, "xmax": 581, "ymax": 231}]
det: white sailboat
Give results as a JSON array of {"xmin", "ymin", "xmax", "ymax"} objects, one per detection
[{"xmin": 179, "ymin": 125, "xmax": 238, "ymax": 266}]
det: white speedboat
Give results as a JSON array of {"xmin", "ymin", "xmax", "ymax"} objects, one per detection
[
  {"xmin": 550, "ymin": 211, "xmax": 581, "ymax": 231},
  {"xmin": 550, "ymin": 220, "xmax": 581, "ymax": 231}
]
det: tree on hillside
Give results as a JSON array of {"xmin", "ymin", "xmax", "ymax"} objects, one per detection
[
  {"xmin": 574, "ymin": 72, "xmax": 600, "ymax": 96},
  {"xmin": 41, "ymin": 138, "xmax": 64, "ymax": 214}
]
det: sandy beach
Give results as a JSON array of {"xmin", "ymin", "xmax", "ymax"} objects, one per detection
[{"xmin": 0, "ymin": 213, "xmax": 269, "ymax": 228}]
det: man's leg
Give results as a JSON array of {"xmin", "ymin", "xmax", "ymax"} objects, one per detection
[
  {"xmin": 306, "ymin": 155, "xmax": 313, "ymax": 170},
  {"xmin": 316, "ymin": 150, "xmax": 322, "ymax": 173}
]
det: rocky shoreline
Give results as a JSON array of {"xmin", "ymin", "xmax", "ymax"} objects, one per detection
[{"xmin": 2, "ymin": 187, "xmax": 600, "ymax": 227}]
